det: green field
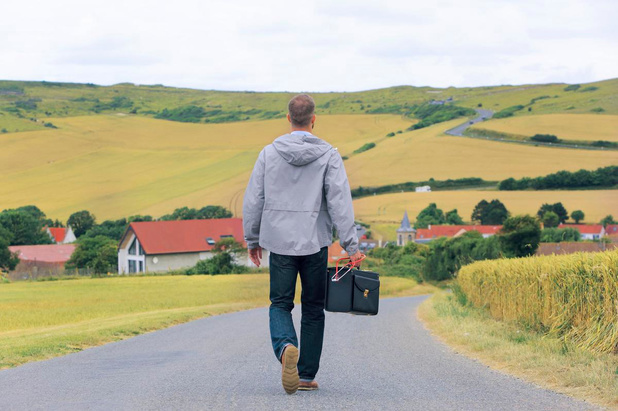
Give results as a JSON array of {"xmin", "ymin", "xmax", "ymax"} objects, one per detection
[{"xmin": 0, "ymin": 274, "xmax": 430, "ymax": 368}]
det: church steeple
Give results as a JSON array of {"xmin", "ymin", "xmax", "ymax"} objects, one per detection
[{"xmin": 396, "ymin": 211, "xmax": 416, "ymax": 246}]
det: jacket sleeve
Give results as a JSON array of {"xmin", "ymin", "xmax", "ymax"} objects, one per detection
[
  {"xmin": 324, "ymin": 150, "xmax": 359, "ymax": 255},
  {"xmin": 243, "ymin": 149, "xmax": 266, "ymax": 249}
]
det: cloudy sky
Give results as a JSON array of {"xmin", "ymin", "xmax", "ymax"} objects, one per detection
[{"xmin": 1, "ymin": 0, "xmax": 616, "ymax": 92}]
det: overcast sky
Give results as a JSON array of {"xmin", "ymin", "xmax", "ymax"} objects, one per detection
[{"xmin": 1, "ymin": 0, "xmax": 616, "ymax": 92}]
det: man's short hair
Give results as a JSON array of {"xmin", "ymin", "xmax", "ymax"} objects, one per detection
[{"xmin": 288, "ymin": 94, "xmax": 315, "ymax": 127}]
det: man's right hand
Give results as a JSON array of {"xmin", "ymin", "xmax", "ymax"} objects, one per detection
[
  {"xmin": 349, "ymin": 251, "xmax": 364, "ymax": 266},
  {"xmin": 249, "ymin": 247, "xmax": 262, "ymax": 267}
]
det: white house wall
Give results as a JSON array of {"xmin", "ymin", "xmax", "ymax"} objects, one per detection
[{"xmin": 145, "ymin": 253, "xmax": 203, "ymax": 273}]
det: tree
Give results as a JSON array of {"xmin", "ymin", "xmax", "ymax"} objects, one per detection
[
  {"xmin": 541, "ymin": 211, "xmax": 560, "ymax": 228},
  {"xmin": 537, "ymin": 202, "xmax": 568, "ymax": 224},
  {"xmin": 65, "ymin": 235, "xmax": 117, "ymax": 274},
  {"xmin": 82, "ymin": 218, "xmax": 128, "ymax": 241},
  {"xmin": 482, "ymin": 200, "xmax": 509, "ymax": 225},
  {"xmin": 540, "ymin": 227, "xmax": 580, "ymax": 243},
  {"xmin": 571, "ymin": 210, "xmax": 585, "ymax": 224},
  {"xmin": 600, "ymin": 215, "xmax": 615, "ymax": 227},
  {"xmin": 160, "ymin": 206, "xmax": 232, "ymax": 221},
  {"xmin": 186, "ymin": 253, "xmax": 242, "ymax": 275},
  {"xmin": 197, "ymin": 206, "xmax": 233, "ymax": 219},
  {"xmin": 471, "ymin": 200, "xmax": 488, "ymax": 223},
  {"xmin": 498, "ymin": 215, "xmax": 541, "ymax": 258},
  {"xmin": 67, "ymin": 210, "xmax": 96, "ymax": 237},
  {"xmin": 0, "ymin": 210, "xmax": 52, "ymax": 245},
  {"xmin": 414, "ymin": 203, "xmax": 445, "ymax": 229},
  {"xmin": 0, "ymin": 226, "xmax": 19, "ymax": 271},
  {"xmin": 212, "ymin": 238, "xmax": 245, "ymax": 253},
  {"xmin": 445, "ymin": 209, "xmax": 464, "ymax": 225}
]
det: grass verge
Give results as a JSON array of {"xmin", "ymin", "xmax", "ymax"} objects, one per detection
[
  {"xmin": 418, "ymin": 292, "xmax": 618, "ymax": 409},
  {"xmin": 0, "ymin": 274, "xmax": 430, "ymax": 369}
]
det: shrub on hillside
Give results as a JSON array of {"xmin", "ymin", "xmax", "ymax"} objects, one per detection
[
  {"xmin": 580, "ymin": 86, "xmax": 599, "ymax": 92},
  {"xmin": 563, "ymin": 84, "xmax": 580, "ymax": 91},
  {"xmin": 530, "ymin": 134, "xmax": 560, "ymax": 143},
  {"xmin": 155, "ymin": 105, "xmax": 206, "ymax": 123},
  {"xmin": 493, "ymin": 105, "xmax": 524, "ymax": 119},
  {"xmin": 353, "ymin": 142, "xmax": 376, "ymax": 154},
  {"xmin": 498, "ymin": 166, "xmax": 618, "ymax": 190}
]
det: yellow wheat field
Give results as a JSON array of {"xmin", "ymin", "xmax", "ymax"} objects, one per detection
[
  {"xmin": 457, "ymin": 250, "xmax": 618, "ymax": 354},
  {"xmin": 353, "ymin": 190, "xmax": 618, "ymax": 240},
  {"xmin": 1, "ymin": 114, "xmax": 616, "ymax": 222},
  {"xmin": 343, "ymin": 119, "xmax": 618, "ymax": 186},
  {"xmin": 0, "ymin": 114, "xmax": 412, "ymax": 220},
  {"xmin": 469, "ymin": 114, "xmax": 618, "ymax": 142}
]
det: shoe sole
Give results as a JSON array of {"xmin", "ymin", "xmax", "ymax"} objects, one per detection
[
  {"xmin": 281, "ymin": 346, "xmax": 299, "ymax": 394},
  {"xmin": 298, "ymin": 386, "xmax": 318, "ymax": 391}
]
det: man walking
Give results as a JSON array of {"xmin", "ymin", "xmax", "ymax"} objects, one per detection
[{"xmin": 243, "ymin": 94, "xmax": 362, "ymax": 394}]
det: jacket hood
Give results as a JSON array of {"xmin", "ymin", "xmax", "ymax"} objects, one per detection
[{"xmin": 272, "ymin": 133, "xmax": 332, "ymax": 166}]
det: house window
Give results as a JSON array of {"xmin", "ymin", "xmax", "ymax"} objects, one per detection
[
  {"xmin": 129, "ymin": 239, "xmax": 137, "ymax": 255},
  {"xmin": 139, "ymin": 261, "xmax": 143, "ymax": 272},
  {"xmin": 408, "ymin": 234, "xmax": 412, "ymax": 241},
  {"xmin": 129, "ymin": 260, "xmax": 136, "ymax": 273},
  {"xmin": 205, "ymin": 237, "xmax": 216, "ymax": 245},
  {"xmin": 138, "ymin": 243, "xmax": 144, "ymax": 256},
  {"xmin": 220, "ymin": 235, "xmax": 233, "ymax": 239},
  {"xmin": 398, "ymin": 234, "xmax": 402, "ymax": 246}
]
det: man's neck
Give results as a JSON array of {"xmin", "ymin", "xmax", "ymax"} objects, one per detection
[{"xmin": 290, "ymin": 127, "xmax": 313, "ymax": 133}]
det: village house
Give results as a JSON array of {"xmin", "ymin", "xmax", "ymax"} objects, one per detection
[
  {"xmin": 558, "ymin": 223, "xmax": 605, "ymax": 241},
  {"xmin": 7, "ymin": 244, "xmax": 76, "ymax": 280},
  {"xmin": 415, "ymin": 185, "xmax": 431, "ymax": 193},
  {"xmin": 396, "ymin": 212, "xmax": 502, "ymax": 244},
  {"xmin": 117, "ymin": 218, "xmax": 263, "ymax": 274},
  {"xmin": 45, "ymin": 226, "xmax": 76, "ymax": 244},
  {"xmin": 606, "ymin": 224, "xmax": 618, "ymax": 242}
]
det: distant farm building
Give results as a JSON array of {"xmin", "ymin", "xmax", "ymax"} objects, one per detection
[
  {"xmin": 117, "ymin": 218, "xmax": 262, "ymax": 274},
  {"xmin": 415, "ymin": 185, "xmax": 431, "ymax": 193},
  {"xmin": 8, "ymin": 244, "xmax": 76, "ymax": 280},
  {"xmin": 558, "ymin": 224, "xmax": 605, "ymax": 241},
  {"xmin": 46, "ymin": 226, "xmax": 76, "ymax": 244}
]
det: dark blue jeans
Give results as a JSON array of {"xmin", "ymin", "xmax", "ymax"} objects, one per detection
[{"xmin": 269, "ymin": 247, "xmax": 328, "ymax": 381}]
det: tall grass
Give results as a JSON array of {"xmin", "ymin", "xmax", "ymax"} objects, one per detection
[{"xmin": 458, "ymin": 250, "xmax": 618, "ymax": 354}]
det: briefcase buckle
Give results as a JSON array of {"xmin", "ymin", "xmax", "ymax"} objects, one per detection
[{"xmin": 364, "ymin": 289, "xmax": 369, "ymax": 298}]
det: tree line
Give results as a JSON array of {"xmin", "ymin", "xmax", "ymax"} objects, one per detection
[{"xmin": 499, "ymin": 166, "xmax": 618, "ymax": 191}]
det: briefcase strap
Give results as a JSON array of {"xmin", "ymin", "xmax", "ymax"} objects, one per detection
[{"xmin": 331, "ymin": 255, "xmax": 366, "ymax": 282}]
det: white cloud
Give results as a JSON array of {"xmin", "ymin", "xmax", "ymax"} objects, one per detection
[{"xmin": 0, "ymin": 0, "xmax": 615, "ymax": 91}]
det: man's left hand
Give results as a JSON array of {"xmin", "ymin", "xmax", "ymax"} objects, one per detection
[{"xmin": 249, "ymin": 247, "xmax": 263, "ymax": 267}]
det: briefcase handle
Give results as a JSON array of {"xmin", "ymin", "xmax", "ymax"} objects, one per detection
[{"xmin": 332, "ymin": 255, "xmax": 366, "ymax": 282}]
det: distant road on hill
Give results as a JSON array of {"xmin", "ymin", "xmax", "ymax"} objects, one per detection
[
  {"xmin": 0, "ymin": 296, "xmax": 595, "ymax": 410},
  {"xmin": 445, "ymin": 108, "xmax": 494, "ymax": 136}
]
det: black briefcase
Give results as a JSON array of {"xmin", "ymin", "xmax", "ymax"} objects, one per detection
[{"xmin": 325, "ymin": 257, "xmax": 380, "ymax": 316}]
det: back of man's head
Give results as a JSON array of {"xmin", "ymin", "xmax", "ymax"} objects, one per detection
[{"xmin": 288, "ymin": 94, "xmax": 315, "ymax": 127}]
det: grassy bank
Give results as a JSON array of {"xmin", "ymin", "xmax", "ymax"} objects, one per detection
[
  {"xmin": 419, "ymin": 293, "xmax": 618, "ymax": 409},
  {"xmin": 0, "ymin": 274, "xmax": 430, "ymax": 369}
]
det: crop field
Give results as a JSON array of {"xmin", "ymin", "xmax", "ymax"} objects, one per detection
[
  {"xmin": 469, "ymin": 114, "xmax": 618, "ymax": 142},
  {"xmin": 2, "ymin": 112, "xmax": 616, "ymax": 222},
  {"xmin": 0, "ymin": 274, "xmax": 426, "ymax": 368},
  {"xmin": 353, "ymin": 190, "xmax": 618, "ymax": 240},
  {"xmin": 0, "ymin": 114, "xmax": 413, "ymax": 220},
  {"xmin": 343, "ymin": 119, "xmax": 618, "ymax": 187}
]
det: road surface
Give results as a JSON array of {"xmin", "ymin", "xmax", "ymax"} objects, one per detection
[
  {"xmin": 445, "ymin": 108, "xmax": 494, "ymax": 136},
  {"xmin": 0, "ymin": 296, "xmax": 598, "ymax": 410}
]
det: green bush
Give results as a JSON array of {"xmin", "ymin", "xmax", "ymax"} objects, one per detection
[
  {"xmin": 185, "ymin": 253, "xmax": 244, "ymax": 275},
  {"xmin": 530, "ymin": 134, "xmax": 560, "ymax": 143},
  {"xmin": 353, "ymin": 142, "xmax": 376, "ymax": 154},
  {"xmin": 540, "ymin": 227, "xmax": 580, "ymax": 242},
  {"xmin": 590, "ymin": 107, "xmax": 605, "ymax": 113},
  {"xmin": 580, "ymin": 86, "xmax": 599, "ymax": 92},
  {"xmin": 563, "ymin": 84, "xmax": 580, "ymax": 91},
  {"xmin": 155, "ymin": 105, "xmax": 206, "ymax": 123},
  {"xmin": 493, "ymin": 105, "xmax": 525, "ymax": 119}
]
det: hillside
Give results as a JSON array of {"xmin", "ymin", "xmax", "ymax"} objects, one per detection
[
  {"xmin": 1, "ymin": 78, "xmax": 617, "ymax": 134},
  {"xmin": 0, "ymin": 78, "xmax": 616, "ymax": 227}
]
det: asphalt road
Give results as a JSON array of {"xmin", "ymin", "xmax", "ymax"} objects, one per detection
[
  {"xmin": 445, "ymin": 108, "xmax": 494, "ymax": 136},
  {"xmin": 0, "ymin": 296, "xmax": 599, "ymax": 410}
]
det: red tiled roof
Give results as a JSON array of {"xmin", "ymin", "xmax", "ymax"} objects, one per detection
[
  {"xmin": 126, "ymin": 218, "xmax": 246, "ymax": 255},
  {"xmin": 8, "ymin": 244, "xmax": 76, "ymax": 263},
  {"xmin": 415, "ymin": 225, "xmax": 502, "ymax": 239},
  {"xmin": 558, "ymin": 224, "xmax": 604, "ymax": 234},
  {"xmin": 48, "ymin": 227, "xmax": 66, "ymax": 243},
  {"xmin": 605, "ymin": 225, "xmax": 618, "ymax": 236}
]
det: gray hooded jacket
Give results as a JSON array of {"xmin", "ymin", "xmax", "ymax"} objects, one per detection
[{"xmin": 243, "ymin": 133, "xmax": 359, "ymax": 256}]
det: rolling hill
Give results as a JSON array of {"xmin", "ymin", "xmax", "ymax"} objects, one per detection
[{"xmin": 0, "ymin": 79, "xmax": 616, "ymax": 230}]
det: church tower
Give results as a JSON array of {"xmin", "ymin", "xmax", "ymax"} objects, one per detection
[{"xmin": 397, "ymin": 211, "xmax": 416, "ymax": 246}]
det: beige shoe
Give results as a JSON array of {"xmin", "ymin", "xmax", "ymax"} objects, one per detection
[
  {"xmin": 298, "ymin": 380, "xmax": 319, "ymax": 391},
  {"xmin": 280, "ymin": 345, "xmax": 299, "ymax": 394}
]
